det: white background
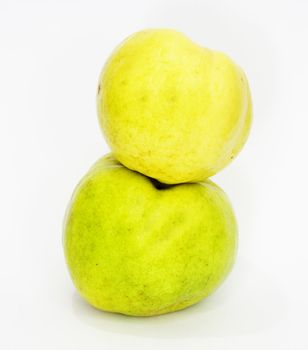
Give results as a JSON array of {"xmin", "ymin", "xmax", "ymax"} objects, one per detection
[{"xmin": 1, "ymin": 0, "xmax": 308, "ymax": 349}]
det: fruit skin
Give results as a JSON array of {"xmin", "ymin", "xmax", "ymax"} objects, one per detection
[
  {"xmin": 97, "ymin": 29, "xmax": 252, "ymax": 184},
  {"xmin": 63, "ymin": 154, "xmax": 237, "ymax": 316}
]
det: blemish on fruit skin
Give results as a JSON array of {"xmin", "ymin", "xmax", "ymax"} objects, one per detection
[{"xmin": 97, "ymin": 84, "xmax": 101, "ymax": 95}]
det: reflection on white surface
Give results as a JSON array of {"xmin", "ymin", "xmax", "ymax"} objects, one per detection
[{"xmin": 72, "ymin": 257, "xmax": 286, "ymax": 339}]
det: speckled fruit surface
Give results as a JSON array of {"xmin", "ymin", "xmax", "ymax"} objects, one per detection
[
  {"xmin": 63, "ymin": 155, "xmax": 237, "ymax": 316},
  {"xmin": 97, "ymin": 29, "xmax": 252, "ymax": 184}
]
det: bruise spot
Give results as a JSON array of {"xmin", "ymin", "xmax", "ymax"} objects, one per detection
[{"xmin": 97, "ymin": 84, "xmax": 101, "ymax": 95}]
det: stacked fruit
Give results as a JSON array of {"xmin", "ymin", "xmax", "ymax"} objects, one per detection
[{"xmin": 63, "ymin": 29, "xmax": 252, "ymax": 316}]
